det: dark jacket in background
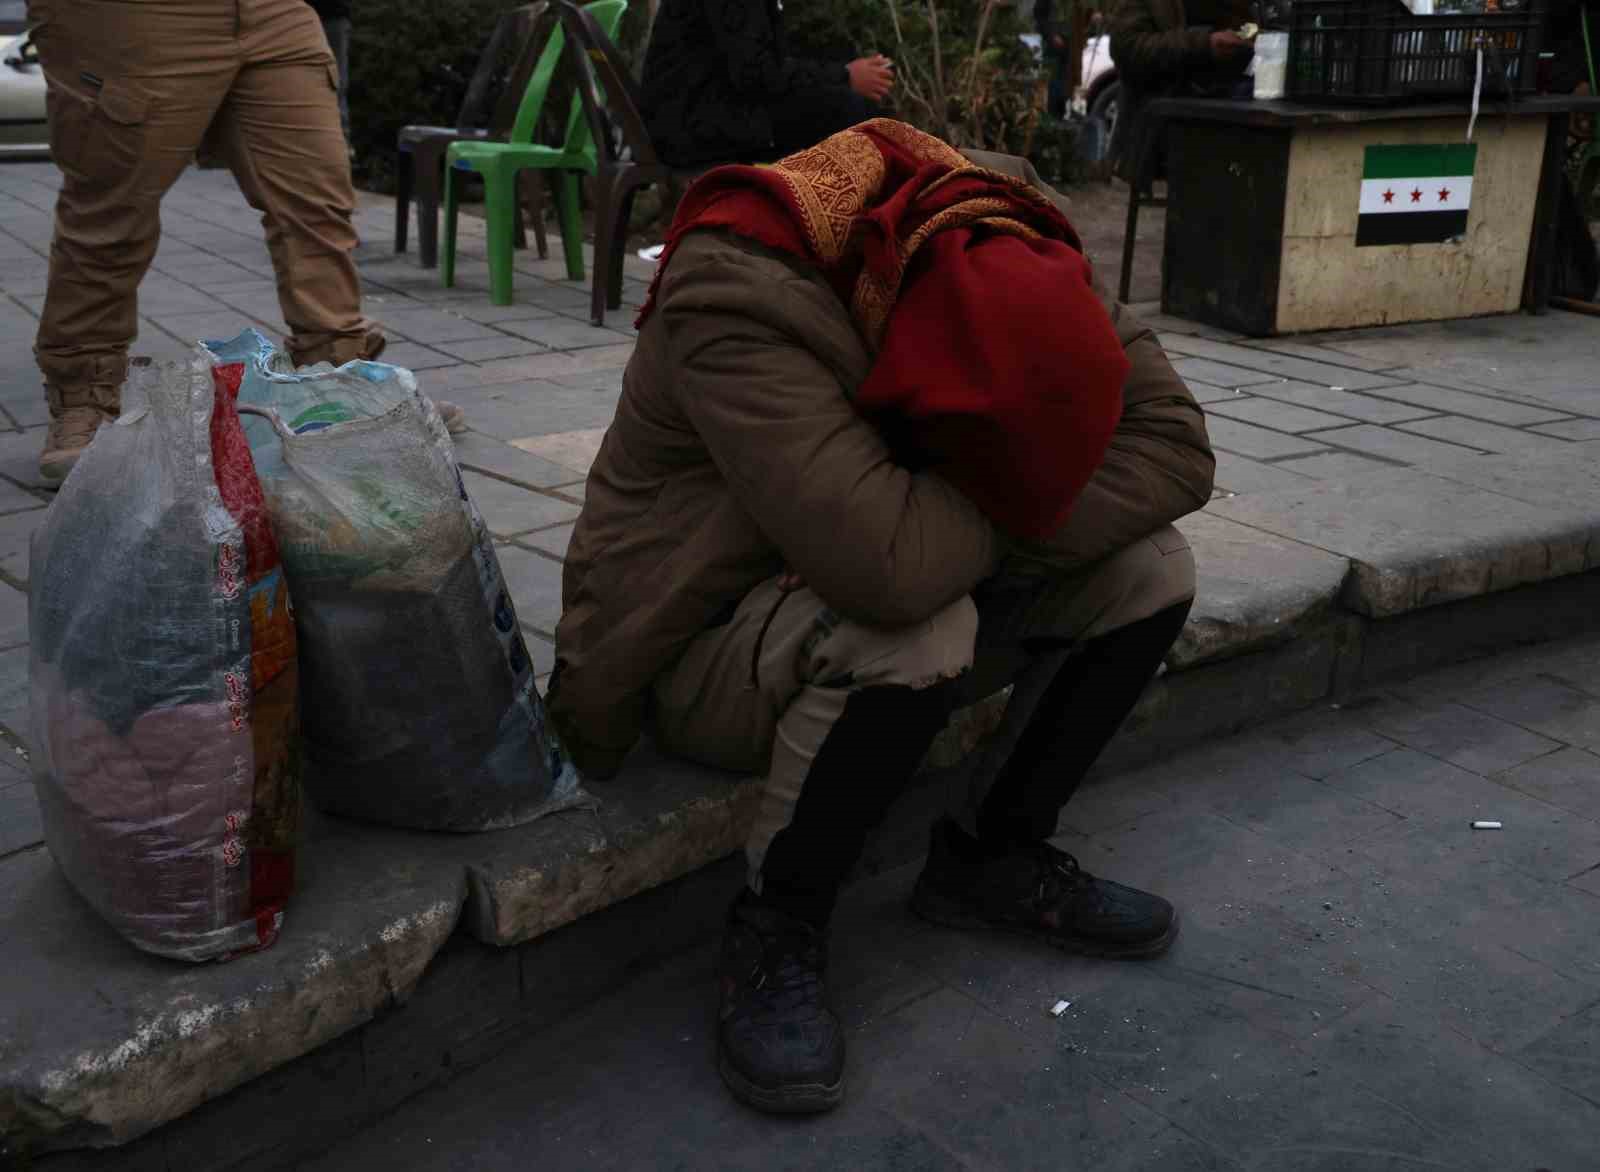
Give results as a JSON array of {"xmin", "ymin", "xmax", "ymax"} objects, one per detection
[
  {"xmin": 307, "ymin": 0, "xmax": 351, "ymax": 19},
  {"xmin": 1546, "ymin": 0, "xmax": 1599, "ymax": 93},
  {"xmin": 1544, "ymin": 0, "xmax": 1599, "ymax": 299},
  {"xmin": 641, "ymin": 0, "xmax": 853, "ymax": 166},
  {"xmin": 1107, "ymin": 0, "xmax": 1251, "ymax": 179},
  {"xmin": 1034, "ymin": 0, "xmax": 1066, "ymax": 42}
]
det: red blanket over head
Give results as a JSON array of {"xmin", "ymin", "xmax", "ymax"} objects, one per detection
[{"xmin": 638, "ymin": 119, "xmax": 1128, "ymax": 540}]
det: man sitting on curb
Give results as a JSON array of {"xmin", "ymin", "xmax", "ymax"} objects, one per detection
[{"xmin": 547, "ymin": 120, "xmax": 1213, "ymax": 1115}]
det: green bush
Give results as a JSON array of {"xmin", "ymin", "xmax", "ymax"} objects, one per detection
[
  {"xmin": 787, "ymin": 0, "xmax": 1049, "ymax": 159},
  {"xmin": 347, "ymin": 0, "xmax": 508, "ymax": 192}
]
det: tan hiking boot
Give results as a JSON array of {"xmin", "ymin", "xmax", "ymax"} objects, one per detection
[
  {"xmin": 437, "ymin": 400, "xmax": 467, "ymax": 435},
  {"xmin": 289, "ymin": 323, "xmax": 387, "ymax": 368},
  {"xmin": 40, "ymin": 379, "xmax": 121, "ymax": 484}
]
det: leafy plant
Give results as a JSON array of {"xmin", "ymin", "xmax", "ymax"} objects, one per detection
[{"xmin": 787, "ymin": 0, "xmax": 1049, "ymax": 157}]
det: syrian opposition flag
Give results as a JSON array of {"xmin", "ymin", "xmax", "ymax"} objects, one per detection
[{"xmin": 1356, "ymin": 144, "xmax": 1477, "ymax": 247}]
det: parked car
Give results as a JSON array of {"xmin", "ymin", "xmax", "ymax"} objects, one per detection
[
  {"xmin": 0, "ymin": 1, "xmax": 49, "ymax": 160},
  {"xmin": 1079, "ymin": 33, "xmax": 1119, "ymax": 155},
  {"xmin": 1079, "ymin": 34, "xmax": 1116, "ymax": 106}
]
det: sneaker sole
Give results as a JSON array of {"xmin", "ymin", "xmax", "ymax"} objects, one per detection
[
  {"xmin": 909, "ymin": 883, "xmax": 1180, "ymax": 960},
  {"xmin": 717, "ymin": 1052, "xmax": 844, "ymax": 1115}
]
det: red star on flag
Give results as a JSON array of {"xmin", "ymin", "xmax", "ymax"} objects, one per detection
[
  {"xmin": 1410, "ymin": 188, "xmax": 1423, "ymax": 203},
  {"xmin": 1382, "ymin": 189, "xmax": 1395, "ymax": 204},
  {"xmin": 1438, "ymin": 187, "xmax": 1451, "ymax": 202}
]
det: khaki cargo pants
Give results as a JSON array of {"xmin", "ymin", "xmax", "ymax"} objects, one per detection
[
  {"xmin": 652, "ymin": 525, "xmax": 1197, "ymax": 887},
  {"xmin": 29, "ymin": 0, "xmax": 377, "ymax": 408}
]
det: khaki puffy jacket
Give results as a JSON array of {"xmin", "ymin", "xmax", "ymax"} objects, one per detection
[{"xmin": 549, "ymin": 155, "xmax": 1214, "ymax": 778}]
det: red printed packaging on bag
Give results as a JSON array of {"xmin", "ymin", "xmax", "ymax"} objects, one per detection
[{"xmin": 211, "ymin": 362, "xmax": 300, "ymax": 952}]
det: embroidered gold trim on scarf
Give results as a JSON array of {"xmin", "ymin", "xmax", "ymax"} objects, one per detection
[
  {"xmin": 771, "ymin": 131, "xmax": 887, "ymax": 264},
  {"xmin": 762, "ymin": 120, "xmax": 1059, "ymax": 345}
]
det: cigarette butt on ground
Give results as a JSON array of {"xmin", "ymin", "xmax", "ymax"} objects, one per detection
[
  {"xmin": 1472, "ymin": 820, "xmax": 1503, "ymax": 830},
  {"xmin": 1050, "ymin": 1000, "xmax": 1071, "ymax": 1017}
]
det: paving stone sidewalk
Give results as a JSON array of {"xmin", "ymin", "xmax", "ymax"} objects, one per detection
[
  {"xmin": 301, "ymin": 632, "xmax": 1600, "ymax": 1172},
  {"xmin": 0, "ymin": 158, "xmax": 1597, "ymax": 869}
]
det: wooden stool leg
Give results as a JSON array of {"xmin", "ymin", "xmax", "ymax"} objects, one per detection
[
  {"xmin": 527, "ymin": 173, "xmax": 550, "ymax": 260},
  {"xmin": 608, "ymin": 185, "xmax": 637, "ymax": 312},
  {"xmin": 513, "ymin": 173, "xmax": 529, "ymax": 252},
  {"xmin": 1119, "ymin": 184, "xmax": 1141, "ymax": 305},
  {"xmin": 395, "ymin": 148, "xmax": 412, "ymax": 254},
  {"xmin": 441, "ymin": 166, "xmax": 460, "ymax": 288},
  {"xmin": 590, "ymin": 172, "xmax": 617, "ymax": 326}
]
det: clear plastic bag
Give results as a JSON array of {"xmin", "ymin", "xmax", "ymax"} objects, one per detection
[
  {"xmin": 207, "ymin": 330, "xmax": 587, "ymax": 831},
  {"xmin": 29, "ymin": 349, "xmax": 301, "ymax": 962}
]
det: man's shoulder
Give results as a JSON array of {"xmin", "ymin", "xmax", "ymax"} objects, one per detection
[
  {"xmin": 663, "ymin": 230, "xmax": 821, "ymax": 284},
  {"xmin": 648, "ymin": 229, "xmax": 871, "ymax": 387},
  {"xmin": 656, "ymin": 231, "xmax": 850, "ymax": 331}
]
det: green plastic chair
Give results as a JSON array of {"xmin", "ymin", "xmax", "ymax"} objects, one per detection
[{"xmin": 442, "ymin": 0, "xmax": 627, "ymax": 304}]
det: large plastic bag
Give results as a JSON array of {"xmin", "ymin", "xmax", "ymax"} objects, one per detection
[
  {"xmin": 206, "ymin": 330, "xmax": 587, "ymax": 831},
  {"xmin": 30, "ymin": 350, "xmax": 300, "ymax": 962}
]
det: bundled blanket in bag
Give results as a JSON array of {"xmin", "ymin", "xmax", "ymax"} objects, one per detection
[
  {"xmin": 29, "ymin": 351, "xmax": 300, "ymax": 961},
  {"xmin": 207, "ymin": 330, "xmax": 588, "ymax": 833}
]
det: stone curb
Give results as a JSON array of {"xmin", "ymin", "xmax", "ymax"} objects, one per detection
[
  {"xmin": 7, "ymin": 443, "xmax": 1600, "ymax": 1165},
  {"xmin": 1209, "ymin": 464, "xmax": 1600, "ymax": 619}
]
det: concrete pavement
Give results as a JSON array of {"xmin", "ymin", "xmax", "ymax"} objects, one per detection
[{"xmin": 302, "ymin": 634, "xmax": 1600, "ymax": 1172}]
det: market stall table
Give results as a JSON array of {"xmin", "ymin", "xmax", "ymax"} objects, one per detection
[{"xmin": 1146, "ymin": 95, "xmax": 1600, "ymax": 335}]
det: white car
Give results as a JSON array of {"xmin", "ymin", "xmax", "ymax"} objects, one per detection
[
  {"xmin": 0, "ymin": 1, "xmax": 49, "ymax": 160},
  {"xmin": 1079, "ymin": 34, "xmax": 1115, "ymax": 100}
]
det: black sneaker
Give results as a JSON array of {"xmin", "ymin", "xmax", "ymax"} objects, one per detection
[
  {"xmin": 910, "ymin": 820, "xmax": 1178, "ymax": 958},
  {"xmin": 716, "ymin": 891, "xmax": 844, "ymax": 1114}
]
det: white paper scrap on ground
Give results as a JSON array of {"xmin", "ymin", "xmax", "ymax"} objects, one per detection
[
  {"xmin": 1472, "ymin": 821, "xmax": 1503, "ymax": 830},
  {"xmin": 1051, "ymin": 1000, "xmax": 1071, "ymax": 1017}
]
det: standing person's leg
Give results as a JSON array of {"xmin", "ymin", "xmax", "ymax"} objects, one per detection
[
  {"xmin": 1046, "ymin": 47, "xmax": 1067, "ymax": 118},
  {"xmin": 29, "ymin": 0, "xmax": 237, "ymax": 480},
  {"xmin": 652, "ymin": 579, "xmax": 977, "ymax": 1113},
  {"xmin": 911, "ymin": 526, "xmax": 1196, "ymax": 955},
  {"xmin": 221, "ymin": 0, "xmax": 379, "ymax": 368}
]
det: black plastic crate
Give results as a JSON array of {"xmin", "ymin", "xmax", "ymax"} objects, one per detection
[{"xmin": 1287, "ymin": 0, "xmax": 1544, "ymax": 104}]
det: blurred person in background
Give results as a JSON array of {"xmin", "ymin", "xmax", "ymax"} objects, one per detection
[
  {"xmin": 1544, "ymin": 0, "xmax": 1598, "ymax": 299},
  {"xmin": 1035, "ymin": 0, "xmax": 1103, "ymax": 119},
  {"xmin": 641, "ymin": 0, "xmax": 894, "ymax": 167},
  {"xmin": 1108, "ymin": 0, "xmax": 1253, "ymax": 184}
]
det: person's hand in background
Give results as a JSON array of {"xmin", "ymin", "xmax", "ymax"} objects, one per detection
[
  {"xmin": 1209, "ymin": 30, "xmax": 1252, "ymax": 60},
  {"xmin": 848, "ymin": 54, "xmax": 895, "ymax": 102}
]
